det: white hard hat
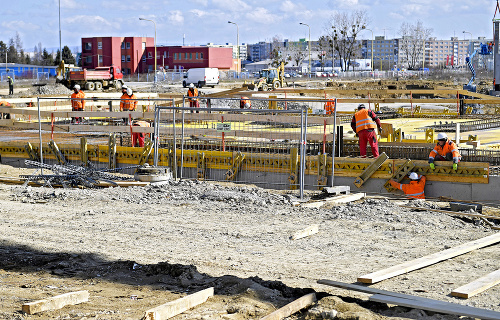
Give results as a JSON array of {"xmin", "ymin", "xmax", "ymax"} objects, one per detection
[
  {"xmin": 74, "ymin": 84, "xmax": 80, "ymax": 90},
  {"xmin": 126, "ymin": 88, "xmax": 132, "ymax": 95},
  {"xmin": 437, "ymin": 132, "xmax": 447, "ymax": 141},
  {"xmin": 189, "ymin": 83, "xmax": 194, "ymax": 88},
  {"xmin": 122, "ymin": 84, "xmax": 128, "ymax": 90},
  {"xmin": 409, "ymin": 172, "xmax": 419, "ymax": 180}
]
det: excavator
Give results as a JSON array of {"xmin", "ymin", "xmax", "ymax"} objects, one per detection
[{"xmin": 248, "ymin": 62, "xmax": 286, "ymax": 91}]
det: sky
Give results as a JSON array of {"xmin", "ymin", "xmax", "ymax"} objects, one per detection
[{"xmin": 1, "ymin": 0, "xmax": 498, "ymax": 53}]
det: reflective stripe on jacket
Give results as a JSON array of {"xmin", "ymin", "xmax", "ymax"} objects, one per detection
[
  {"xmin": 324, "ymin": 99, "xmax": 335, "ymax": 115},
  {"xmin": 429, "ymin": 139, "xmax": 461, "ymax": 163},
  {"xmin": 389, "ymin": 175, "xmax": 426, "ymax": 199},
  {"xmin": 353, "ymin": 109, "xmax": 377, "ymax": 133},
  {"xmin": 188, "ymin": 88, "xmax": 198, "ymax": 101},
  {"xmin": 240, "ymin": 96, "xmax": 251, "ymax": 107},
  {"xmin": 71, "ymin": 91, "xmax": 85, "ymax": 111},
  {"xmin": 120, "ymin": 93, "xmax": 137, "ymax": 111}
]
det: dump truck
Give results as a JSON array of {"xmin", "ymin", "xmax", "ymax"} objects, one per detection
[
  {"xmin": 248, "ymin": 62, "xmax": 286, "ymax": 91},
  {"xmin": 56, "ymin": 61, "xmax": 124, "ymax": 91}
]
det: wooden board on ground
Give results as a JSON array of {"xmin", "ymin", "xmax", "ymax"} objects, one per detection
[
  {"xmin": 259, "ymin": 293, "xmax": 316, "ymax": 320},
  {"xmin": 143, "ymin": 287, "xmax": 213, "ymax": 320},
  {"xmin": 451, "ymin": 269, "xmax": 500, "ymax": 299},
  {"xmin": 317, "ymin": 280, "xmax": 500, "ymax": 320},
  {"xmin": 400, "ymin": 205, "xmax": 500, "ymax": 221},
  {"xmin": 290, "ymin": 225, "xmax": 319, "ymax": 240},
  {"xmin": 22, "ymin": 290, "xmax": 89, "ymax": 315},
  {"xmin": 357, "ymin": 232, "xmax": 500, "ymax": 284}
]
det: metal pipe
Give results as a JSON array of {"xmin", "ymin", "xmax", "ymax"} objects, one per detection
[
  {"xmin": 37, "ymin": 97, "xmax": 43, "ymax": 175},
  {"xmin": 299, "ymin": 108, "xmax": 304, "ymax": 199},
  {"xmin": 172, "ymin": 108, "xmax": 176, "ymax": 179},
  {"xmin": 180, "ymin": 109, "xmax": 185, "ymax": 179},
  {"xmin": 331, "ymin": 98, "xmax": 337, "ymax": 187}
]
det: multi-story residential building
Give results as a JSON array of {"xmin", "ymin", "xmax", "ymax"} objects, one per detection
[
  {"xmin": 362, "ymin": 36, "xmax": 398, "ymax": 70},
  {"xmin": 206, "ymin": 43, "xmax": 247, "ymax": 61}
]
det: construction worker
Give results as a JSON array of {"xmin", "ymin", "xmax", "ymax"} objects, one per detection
[
  {"xmin": 389, "ymin": 172, "xmax": 426, "ymax": 199},
  {"xmin": 7, "ymin": 76, "xmax": 14, "ymax": 95},
  {"xmin": 240, "ymin": 96, "xmax": 251, "ymax": 109},
  {"xmin": 350, "ymin": 104, "xmax": 382, "ymax": 158},
  {"xmin": 187, "ymin": 83, "xmax": 200, "ymax": 113},
  {"xmin": 70, "ymin": 84, "xmax": 85, "ymax": 124},
  {"xmin": 131, "ymin": 120, "xmax": 149, "ymax": 147},
  {"xmin": 324, "ymin": 99, "xmax": 335, "ymax": 115},
  {"xmin": 429, "ymin": 132, "xmax": 461, "ymax": 170},
  {"xmin": 0, "ymin": 100, "xmax": 11, "ymax": 119},
  {"xmin": 120, "ymin": 87, "xmax": 137, "ymax": 124}
]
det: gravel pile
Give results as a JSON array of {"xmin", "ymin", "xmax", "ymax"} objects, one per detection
[{"xmin": 20, "ymin": 84, "xmax": 72, "ymax": 97}]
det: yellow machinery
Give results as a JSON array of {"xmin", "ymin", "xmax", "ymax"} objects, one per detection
[{"xmin": 249, "ymin": 62, "xmax": 285, "ymax": 91}]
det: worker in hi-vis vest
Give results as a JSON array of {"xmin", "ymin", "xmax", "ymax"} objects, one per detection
[{"xmin": 350, "ymin": 104, "xmax": 382, "ymax": 158}]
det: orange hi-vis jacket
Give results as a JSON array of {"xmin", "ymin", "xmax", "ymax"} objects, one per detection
[
  {"xmin": 188, "ymin": 88, "xmax": 198, "ymax": 102},
  {"xmin": 389, "ymin": 175, "xmax": 426, "ymax": 199},
  {"xmin": 120, "ymin": 93, "xmax": 137, "ymax": 111},
  {"xmin": 240, "ymin": 96, "xmax": 251, "ymax": 107},
  {"xmin": 429, "ymin": 139, "xmax": 461, "ymax": 163},
  {"xmin": 71, "ymin": 91, "xmax": 85, "ymax": 111},
  {"xmin": 353, "ymin": 108, "xmax": 377, "ymax": 133},
  {"xmin": 324, "ymin": 99, "xmax": 335, "ymax": 115}
]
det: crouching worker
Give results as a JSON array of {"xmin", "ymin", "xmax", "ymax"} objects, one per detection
[
  {"xmin": 131, "ymin": 120, "xmax": 149, "ymax": 147},
  {"xmin": 429, "ymin": 132, "xmax": 461, "ymax": 170},
  {"xmin": 389, "ymin": 172, "xmax": 426, "ymax": 199}
]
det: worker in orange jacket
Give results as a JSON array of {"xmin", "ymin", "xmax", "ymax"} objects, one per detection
[
  {"xmin": 429, "ymin": 132, "xmax": 461, "ymax": 170},
  {"xmin": 71, "ymin": 84, "xmax": 85, "ymax": 124},
  {"xmin": 120, "ymin": 87, "xmax": 137, "ymax": 124},
  {"xmin": 389, "ymin": 172, "xmax": 426, "ymax": 199},
  {"xmin": 350, "ymin": 104, "xmax": 382, "ymax": 158},
  {"xmin": 240, "ymin": 96, "xmax": 251, "ymax": 109},
  {"xmin": 324, "ymin": 99, "xmax": 335, "ymax": 115},
  {"xmin": 187, "ymin": 83, "xmax": 200, "ymax": 113}
]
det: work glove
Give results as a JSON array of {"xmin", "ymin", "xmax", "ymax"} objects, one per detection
[
  {"xmin": 429, "ymin": 163, "xmax": 435, "ymax": 170},
  {"xmin": 378, "ymin": 127, "xmax": 383, "ymax": 134},
  {"xmin": 453, "ymin": 163, "xmax": 458, "ymax": 170}
]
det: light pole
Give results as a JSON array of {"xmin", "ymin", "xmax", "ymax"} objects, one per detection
[
  {"xmin": 362, "ymin": 27, "xmax": 374, "ymax": 72},
  {"xmin": 139, "ymin": 17, "xmax": 157, "ymax": 83},
  {"xmin": 463, "ymin": 31, "xmax": 473, "ymax": 55},
  {"xmin": 299, "ymin": 22, "xmax": 311, "ymax": 77},
  {"xmin": 228, "ymin": 21, "xmax": 239, "ymax": 73},
  {"xmin": 58, "ymin": 0, "xmax": 62, "ymax": 63}
]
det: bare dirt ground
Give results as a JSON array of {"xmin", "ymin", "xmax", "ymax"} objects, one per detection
[{"xmin": 0, "ymin": 163, "xmax": 499, "ymax": 320}]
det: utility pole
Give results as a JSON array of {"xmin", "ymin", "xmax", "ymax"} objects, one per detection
[
  {"xmin": 59, "ymin": 0, "xmax": 62, "ymax": 63},
  {"xmin": 300, "ymin": 23, "xmax": 311, "ymax": 76}
]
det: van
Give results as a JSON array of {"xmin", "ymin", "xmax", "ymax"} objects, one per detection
[{"xmin": 183, "ymin": 68, "xmax": 219, "ymax": 88}]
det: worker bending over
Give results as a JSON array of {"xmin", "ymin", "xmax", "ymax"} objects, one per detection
[
  {"xmin": 429, "ymin": 132, "xmax": 461, "ymax": 170},
  {"xmin": 390, "ymin": 172, "xmax": 426, "ymax": 199},
  {"xmin": 187, "ymin": 83, "xmax": 200, "ymax": 113},
  {"xmin": 240, "ymin": 96, "xmax": 251, "ymax": 109},
  {"xmin": 351, "ymin": 104, "xmax": 382, "ymax": 158},
  {"xmin": 70, "ymin": 84, "xmax": 85, "ymax": 124}
]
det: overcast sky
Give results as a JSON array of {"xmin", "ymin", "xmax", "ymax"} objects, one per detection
[{"xmin": 1, "ymin": 0, "xmax": 497, "ymax": 52}]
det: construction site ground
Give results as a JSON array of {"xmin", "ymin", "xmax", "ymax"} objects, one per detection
[{"xmin": 1, "ymin": 79, "xmax": 500, "ymax": 319}]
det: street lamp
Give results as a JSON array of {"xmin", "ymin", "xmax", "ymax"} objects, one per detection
[
  {"xmin": 463, "ymin": 31, "xmax": 473, "ymax": 55},
  {"xmin": 227, "ymin": 21, "xmax": 239, "ymax": 73},
  {"xmin": 299, "ymin": 22, "xmax": 311, "ymax": 77},
  {"xmin": 58, "ymin": 0, "xmax": 62, "ymax": 63},
  {"xmin": 362, "ymin": 27, "xmax": 374, "ymax": 72},
  {"xmin": 139, "ymin": 17, "xmax": 157, "ymax": 83}
]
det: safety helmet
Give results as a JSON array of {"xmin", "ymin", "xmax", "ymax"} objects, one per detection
[
  {"xmin": 409, "ymin": 172, "xmax": 419, "ymax": 180},
  {"xmin": 126, "ymin": 88, "xmax": 132, "ymax": 96},
  {"xmin": 357, "ymin": 104, "xmax": 366, "ymax": 110},
  {"xmin": 189, "ymin": 83, "xmax": 194, "ymax": 88},
  {"xmin": 7, "ymin": 76, "xmax": 10, "ymax": 78},
  {"xmin": 74, "ymin": 84, "xmax": 80, "ymax": 90},
  {"xmin": 437, "ymin": 132, "xmax": 447, "ymax": 141},
  {"xmin": 122, "ymin": 85, "xmax": 128, "ymax": 90}
]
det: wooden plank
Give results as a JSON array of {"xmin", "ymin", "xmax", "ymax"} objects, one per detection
[
  {"xmin": 369, "ymin": 294, "xmax": 500, "ymax": 320},
  {"xmin": 22, "ymin": 290, "xmax": 89, "ymax": 315},
  {"xmin": 325, "ymin": 192, "xmax": 366, "ymax": 204},
  {"xmin": 400, "ymin": 205, "xmax": 500, "ymax": 221},
  {"xmin": 451, "ymin": 269, "xmax": 500, "ymax": 299},
  {"xmin": 143, "ymin": 287, "xmax": 213, "ymax": 320},
  {"xmin": 318, "ymin": 279, "xmax": 500, "ymax": 320},
  {"xmin": 290, "ymin": 225, "xmax": 319, "ymax": 240},
  {"xmin": 259, "ymin": 293, "xmax": 316, "ymax": 320},
  {"xmin": 357, "ymin": 232, "xmax": 500, "ymax": 284}
]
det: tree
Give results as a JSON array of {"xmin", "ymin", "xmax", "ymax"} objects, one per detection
[
  {"xmin": 398, "ymin": 21, "xmax": 432, "ymax": 70},
  {"xmin": 270, "ymin": 35, "xmax": 288, "ymax": 68},
  {"xmin": 317, "ymin": 36, "xmax": 331, "ymax": 71},
  {"xmin": 0, "ymin": 41, "xmax": 6, "ymax": 63},
  {"xmin": 289, "ymin": 41, "xmax": 306, "ymax": 69},
  {"xmin": 54, "ymin": 46, "xmax": 76, "ymax": 65},
  {"xmin": 42, "ymin": 48, "xmax": 54, "ymax": 66},
  {"xmin": 8, "ymin": 38, "xmax": 18, "ymax": 64},
  {"xmin": 328, "ymin": 10, "xmax": 368, "ymax": 71}
]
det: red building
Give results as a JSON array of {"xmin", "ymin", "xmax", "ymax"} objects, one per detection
[
  {"xmin": 81, "ymin": 37, "xmax": 154, "ymax": 74},
  {"xmin": 146, "ymin": 46, "xmax": 234, "ymax": 71}
]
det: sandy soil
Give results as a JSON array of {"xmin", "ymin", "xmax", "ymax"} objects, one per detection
[{"xmin": 0, "ymin": 163, "xmax": 498, "ymax": 320}]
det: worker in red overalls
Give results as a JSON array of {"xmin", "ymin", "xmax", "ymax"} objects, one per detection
[
  {"xmin": 187, "ymin": 83, "xmax": 200, "ymax": 113},
  {"xmin": 390, "ymin": 172, "xmax": 426, "ymax": 199},
  {"xmin": 350, "ymin": 104, "xmax": 382, "ymax": 158},
  {"xmin": 71, "ymin": 84, "xmax": 85, "ymax": 124},
  {"xmin": 132, "ymin": 120, "xmax": 149, "ymax": 147}
]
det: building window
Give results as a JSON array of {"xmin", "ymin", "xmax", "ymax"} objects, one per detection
[
  {"xmin": 86, "ymin": 56, "xmax": 92, "ymax": 63},
  {"xmin": 85, "ymin": 42, "xmax": 92, "ymax": 50},
  {"xmin": 121, "ymin": 42, "xmax": 125, "ymax": 49},
  {"xmin": 127, "ymin": 55, "xmax": 131, "ymax": 62},
  {"xmin": 200, "ymin": 52, "xmax": 203, "ymax": 59},
  {"xmin": 142, "ymin": 42, "xmax": 146, "ymax": 49},
  {"xmin": 189, "ymin": 53, "xmax": 192, "ymax": 60},
  {"xmin": 142, "ymin": 55, "xmax": 146, "ymax": 62},
  {"xmin": 122, "ymin": 55, "xmax": 125, "ymax": 62},
  {"xmin": 196, "ymin": 53, "xmax": 198, "ymax": 59},
  {"xmin": 185, "ymin": 53, "xmax": 188, "ymax": 59},
  {"xmin": 98, "ymin": 42, "xmax": 102, "ymax": 49},
  {"xmin": 148, "ymin": 52, "xmax": 152, "ymax": 58},
  {"xmin": 174, "ymin": 53, "xmax": 177, "ymax": 60},
  {"xmin": 98, "ymin": 55, "xmax": 103, "ymax": 64},
  {"xmin": 126, "ymin": 42, "xmax": 131, "ymax": 49}
]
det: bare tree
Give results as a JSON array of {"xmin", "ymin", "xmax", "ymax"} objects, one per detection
[
  {"xmin": 328, "ymin": 10, "xmax": 369, "ymax": 71},
  {"xmin": 317, "ymin": 36, "xmax": 330, "ymax": 71},
  {"xmin": 289, "ymin": 41, "xmax": 306, "ymax": 70},
  {"xmin": 269, "ymin": 35, "xmax": 289, "ymax": 68},
  {"xmin": 398, "ymin": 21, "xmax": 432, "ymax": 70}
]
